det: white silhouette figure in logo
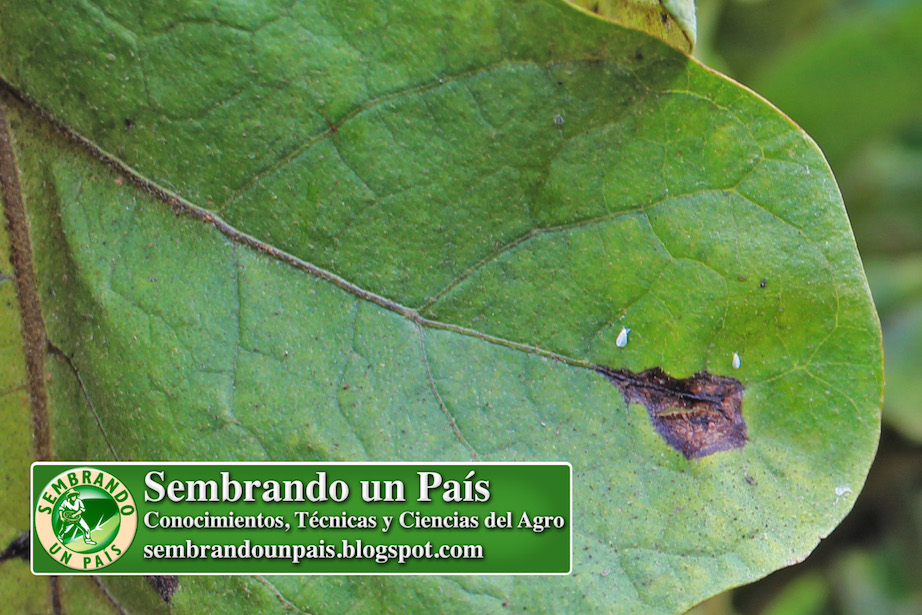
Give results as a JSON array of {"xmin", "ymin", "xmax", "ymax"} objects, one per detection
[{"xmin": 57, "ymin": 491, "xmax": 96, "ymax": 545}]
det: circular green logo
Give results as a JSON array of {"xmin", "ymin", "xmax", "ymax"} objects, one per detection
[
  {"xmin": 35, "ymin": 467, "xmax": 137, "ymax": 571},
  {"xmin": 52, "ymin": 486, "xmax": 121, "ymax": 553}
]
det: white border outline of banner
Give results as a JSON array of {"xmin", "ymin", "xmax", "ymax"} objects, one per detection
[{"xmin": 31, "ymin": 461, "xmax": 573, "ymax": 576}]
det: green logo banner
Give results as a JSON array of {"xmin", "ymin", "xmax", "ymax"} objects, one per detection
[{"xmin": 32, "ymin": 462, "xmax": 571, "ymax": 575}]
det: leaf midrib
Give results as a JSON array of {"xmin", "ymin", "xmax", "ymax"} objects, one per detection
[
  {"xmin": 2, "ymin": 73, "xmax": 839, "ymax": 399},
  {"xmin": 0, "ymin": 79, "xmax": 603, "ymax": 375}
]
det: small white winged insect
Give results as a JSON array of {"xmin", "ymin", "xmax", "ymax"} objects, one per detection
[
  {"xmin": 732, "ymin": 352, "xmax": 741, "ymax": 369},
  {"xmin": 616, "ymin": 326, "xmax": 630, "ymax": 348},
  {"xmin": 834, "ymin": 486, "xmax": 853, "ymax": 506}
]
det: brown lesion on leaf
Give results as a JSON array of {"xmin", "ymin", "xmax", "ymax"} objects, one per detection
[
  {"xmin": 146, "ymin": 575, "xmax": 180, "ymax": 603},
  {"xmin": 595, "ymin": 365, "xmax": 747, "ymax": 459},
  {"xmin": 0, "ymin": 531, "xmax": 30, "ymax": 562}
]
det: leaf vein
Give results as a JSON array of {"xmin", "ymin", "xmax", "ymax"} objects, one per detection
[{"xmin": 416, "ymin": 324, "xmax": 480, "ymax": 460}]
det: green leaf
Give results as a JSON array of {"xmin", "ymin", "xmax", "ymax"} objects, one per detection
[
  {"xmin": 0, "ymin": 200, "xmax": 52, "ymax": 615},
  {"xmin": 746, "ymin": 1, "xmax": 922, "ymax": 444},
  {"xmin": 0, "ymin": 0, "xmax": 881, "ymax": 613},
  {"xmin": 566, "ymin": 0, "xmax": 697, "ymax": 52},
  {"xmin": 761, "ymin": 572, "xmax": 829, "ymax": 615},
  {"xmin": 0, "ymin": 174, "xmax": 147, "ymax": 615}
]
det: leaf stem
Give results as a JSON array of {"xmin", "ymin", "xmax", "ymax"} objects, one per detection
[{"xmin": 0, "ymin": 95, "xmax": 51, "ymax": 461}]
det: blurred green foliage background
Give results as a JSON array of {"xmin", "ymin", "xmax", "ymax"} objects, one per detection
[{"xmin": 690, "ymin": 0, "xmax": 922, "ymax": 612}]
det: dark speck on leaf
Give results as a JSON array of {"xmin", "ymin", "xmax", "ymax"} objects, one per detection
[
  {"xmin": 661, "ymin": 11, "xmax": 669, "ymax": 24},
  {"xmin": 760, "ymin": 279, "xmax": 767, "ymax": 288},
  {"xmin": 553, "ymin": 114, "xmax": 565, "ymax": 127},
  {"xmin": 0, "ymin": 531, "xmax": 29, "ymax": 562},
  {"xmin": 124, "ymin": 118, "xmax": 134, "ymax": 130},
  {"xmin": 146, "ymin": 575, "xmax": 179, "ymax": 603}
]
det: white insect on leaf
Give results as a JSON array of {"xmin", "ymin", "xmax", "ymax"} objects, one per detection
[
  {"xmin": 616, "ymin": 326, "xmax": 630, "ymax": 348},
  {"xmin": 732, "ymin": 352, "xmax": 741, "ymax": 369},
  {"xmin": 834, "ymin": 486, "xmax": 853, "ymax": 505}
]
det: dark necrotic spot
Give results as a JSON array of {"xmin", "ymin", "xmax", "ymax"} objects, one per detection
[
  {"xmin": 0, "ymin": 531, "xmax": 30, "ymax": 562},
  {"xmin": 146, "ymin": 575, "xmax": 179, "ymax": 603},
  {"xmin": 595, "ymin": 365, "xmax": 747, "ymax": 459}
]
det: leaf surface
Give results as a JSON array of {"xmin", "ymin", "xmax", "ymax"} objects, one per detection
[
  {"xmin": 566, "ymin": 0, "xmax": 697, "ymax": 52},
  {"xmin": 748, "ymin": 1, "xmax": 922, "ymax": 444},
  {"xmin": 0, "ymin": 0, "xmax": 881, "ymax": 613},
  {"xmin": 0, "ymin": 189, "xmax": 53, "ymax": 615}
]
